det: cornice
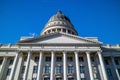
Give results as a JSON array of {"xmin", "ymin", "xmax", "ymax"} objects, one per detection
[{"xmin": 17, "ymin": 32, "xmax": 102, "ymax": 45}]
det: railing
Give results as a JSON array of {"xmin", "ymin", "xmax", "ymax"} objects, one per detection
[
  {"xmin": 102, "ymin": 44, "xmax": 120, "ymax": 48},
  {"xmin": 0, "ymin": 44, "xmax": 18, "ymax": 48}
]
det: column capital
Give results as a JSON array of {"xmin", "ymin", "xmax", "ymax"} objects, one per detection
[
  {"xmin": 97, "ymin": 50, "xmax": 102, "ymax": 53},
  {"xmin": 51, "ymin": 50, "xmax": 55, "ymax": 53},
  {"xmin": 4, "ymin": 56, "xmax": 8, "ymax": 59},
  {"xmin": 63, "ymin": 50, "xmax": 67, "ymax": 53},
  {"xmin": 111, "ymin": 56, "xmax": 115, "ymax": 58},
  {"xmin": 39, "ymin": 50, "xmax": 43, "ymax": 53},
  {"xmin": 28, "ymin": 50, "xmax": 32, "ymax": 53},
  {"xmin": 74, "ymin": 50, "xmax": 79, "ymax": 53},
  {"xmin": 85, "ymin": 51, "xmax": 90, "ymax": 54}
]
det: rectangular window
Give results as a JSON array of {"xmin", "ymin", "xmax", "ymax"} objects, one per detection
[
  {"xmin": 45, "ymin": 57, "xmax": 51, "ymax": 62},
  {"xmin": 93, "ymin": 66, "xmax": 97, "ymax": 73},
  {"xmin": 91, "ymin": 57, "xmax": 94, "ymax": 62},
  {"xmin": 56, "ymin": 56, "xmax": 62, "ymax": 62},
  {"xmin": 68, "ymin": 30, "xmax": 71, "ymax": 33},
  {"xmin": 80, "ymin": 66, "xmax": 85, "ymax": 73},
  {"xmin": 32, "ymin": 78, "xmax": 37, "ymax": 80},
  {"xmin": 44, "ymin": 66, "xmax": 50, "ymax": 74},
  {"xmin": 57, "ymin": 29, "xmax": 61, "ymax": 32},
  {"xmin": 9, "ymin": 59, "xmax": 14, "ymax": 65},
  {"xmin": 34, "ymin": 56, "xmax": 39, "ymax": 62},
  {"xmin": 68, "ymin": 66, "xmax": 74, "ymax": 73},
  {"xmin": 20, "ymin": 78, "xmax": 23, "ymax": 80},
  {"xmin": 81, "ymin": 78, "xmax": 86, "ymax": 80},
  {"xmin": 79, "ymin": 57, "xmax": 84, "ymax": 62},
  {"xmin": 67, "ymin": 57, "xmax": 73, "ymax": 62},
  {"xmin": 105, "ymin": 60, "xmax": 109, "ymax": 65},
  {"xmin": 118, "ymin": 68, "xmax": 120, "ymax": 76},
  {"xmin": 63, "ymin": 29, "xmax": 66, "ymax": 32},
  {"xmin": 24, "ymin": 56, "xmax": 27, "ymax": 61},
  {"xmin": 115, "ymin": 60, "xmax": 119, "ymax": 65},
  {"xmin": 33, "ymin": 66, "xmax": 38, "ymax": 73},
  {"xmin": 56, "ymin": 77, "xmax": 62, "ymax": 80},
  {"xmin": 56, "ymin": 66, "xmax": 62, "ymax": 73},
  {"xmin": 7, "ymin": 68, "xmax": 11, "ymax": 75},
  {"xmin": 21, "ymin": 66, "xmax": 25, "ymax": 73},
  {"xmin": 107, "ymin": 68, "xmax": 112, "ymax": 76},
  {"xmin": 0, "ymin": 59, "xmax": 3, "ymax": 65},
  {"xmin": 68, "ymin": 78, "xmax": 74, "ymax": 80},
  {"xmin": 44, "ymin": 77, "xmax": 50, "ymax": 80}
]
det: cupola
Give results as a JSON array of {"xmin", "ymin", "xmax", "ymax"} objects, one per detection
[{"xmin": 41, "ymin": 10, "xmax": 78, "ymax": 35}]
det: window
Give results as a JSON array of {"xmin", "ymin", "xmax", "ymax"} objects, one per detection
[
  {"xmin": 68, "ymin": 78, "xmax": 74, "ymax": 80},
  {"xmin": 68, "ymin": 30, "xmax": 71, "ymax": 34},
  {"xmin": 34, "ymin": 56, "xmax": 39, "ymax": 62},
  {"xmin": 44, "ymin": 32, "xmax": 46, "ymax": 35},
  {"xmin": 91, "ymin": 57, "xmax": 94, "ymax": 62},
  {"xmin": 7, "ymin": 68, "xmax": 11, "ymax": 75},
  {"xmin": 48, "ymin": 30, "xmax": 50, "ymax": 33},
  {"xmin": 67, "ymin": 57, "xmax": 73, "ymax": 62},
  {"xmin": 9, "ymin": 59, "xmax": 14, "ymax": 65},
  {"xmin": 118, "ymin": 68, "xmax": 120, "ymax": 76},
  {"xmin": 56, "ymin": 66, "xmax": 62, "ymax": 73},
  {"xmin": 52, "ymin": 29, "xmax": 55, "ymax": 32},
  {"xmin": 107, "ymin": 68, "xmax": 112, "ymax": 76},
  {"xmin": 79, "ymin": 57, "xmax": 84, "ymax": 62},
  {"xmin": 24, "ymin": 56, "xmax": 27, "ymax": 61},
  {"xmin": 56, "ymin": 57, "xmax": 62, "ymax": 62},
  {"xmin": 72, "ymin": 32, "xmax": 74, "ymax": 35},
  {"xmin": 56, "ymin": 77, "xmax": 62, "ymax": 80},
  {"xmin": 63, "ymin": 29, "xmax": 66, "ymax": 32},
  {"xmin": 44, "ymin": 77, "xmax": 50, "ymax": 80},
  {"xmin": 20, "ymin": 78, "xmax": 23, "ymax": 80},
  {"xmin": 44, "ymin": 66, "xmax": 50, "ymax": 74},
  {"xmin": 68, "ymin": 66, "xmax": 74, "ymax": 73},
  {"xmin": 105, "ymin": 60, "xmax": 109, "ymax": 65},
  {"xmin": 45, "ymin": 57, "xmax": 51, "ymax": 62},
  {"xmin": 0, "ymin": 59, "xmax": 3, "ymax": 65},
  {"xmin": 80, "ymin": 66, "xmax": 85, "ymax": 73},
  {"xmin": 115, "ymin": 60, "xmax": 119, "ymax": 65},
  {"xmin": 32, "ymin": 78, "xmax": 37, "ymax": 80},
  {"xmin": 93, "ymin": 66, "xmax": 97, "ymax": 73},
  {"xmin": 81, "ymin": 78, "xmax": 86, "ymax": 80},
  {"xmin": 21, "ymin": 66, "xmax": 25, "ymax": 73},
  {"xmin": 33, "ymin": 66, "xmax": 38, "ymax": 73},
  {"xmin": 57, "ymin": 29, "xmax": 61, "ymax": 32}
]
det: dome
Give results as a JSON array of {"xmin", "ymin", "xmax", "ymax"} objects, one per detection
[{"xmin": 41, "ymin": 10, "xmax": 78, "ymax": 36}]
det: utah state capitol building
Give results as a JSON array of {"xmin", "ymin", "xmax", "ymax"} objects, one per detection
[{"xmin": 0, "ymin": 11, "xmax": 120, "ymax": 80}]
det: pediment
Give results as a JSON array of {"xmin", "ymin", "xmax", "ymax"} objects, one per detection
[{"xmin": 17, "ymin": 33, "xmax": 102, "ymax": 45}]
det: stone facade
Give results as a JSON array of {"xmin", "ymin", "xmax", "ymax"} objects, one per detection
[{"xmin": 0, "ymin": 11, "xmax": 120, "ymax": 80}]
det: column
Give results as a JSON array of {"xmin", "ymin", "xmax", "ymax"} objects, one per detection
[
  {"xmin": 37, "ymin": 51, "xmax": 43, "ymax": 80},
  {"xmin": 14, "ymin": 52, "xmax": 23, "ymax": 80},
  {"xmin": 96, "ymin": 55, "xmax": 104, "ymax": 80},
  {"xmin": 86, "ymin": 52, "xmax": 94, "ymax": 80},
  {"xmin": 63, "ymin": 51, "xmax": 67, "ymax": 80},
  {"xmin": 23, "ymin": 51, "xmax": 31, "ymax": 80},
  {"xmin": 111, "ymin": 56, "xmax": 120, "ymax": 80},
  {"xmin": 97, "ymin": 51, "xmax": 108, "ymax": 80},
  {"xmin": 9, "ymin": 53, "xmax": 19, "ymax": 80},
  {"xmin": 0, "ymin": 57, "xmax": 7, "ymax": 80},
  {"xmin": 50, "ymin": 51, "xmax": 55, "ymax": 80},
  {"xmin": 74, "ymin": 51, "xmax": 81, "ymax": 80}
]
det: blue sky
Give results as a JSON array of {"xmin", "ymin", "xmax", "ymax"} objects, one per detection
[{"xmin": 0, "ymin": 0, "xmax": 120, "ymax": 44}]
